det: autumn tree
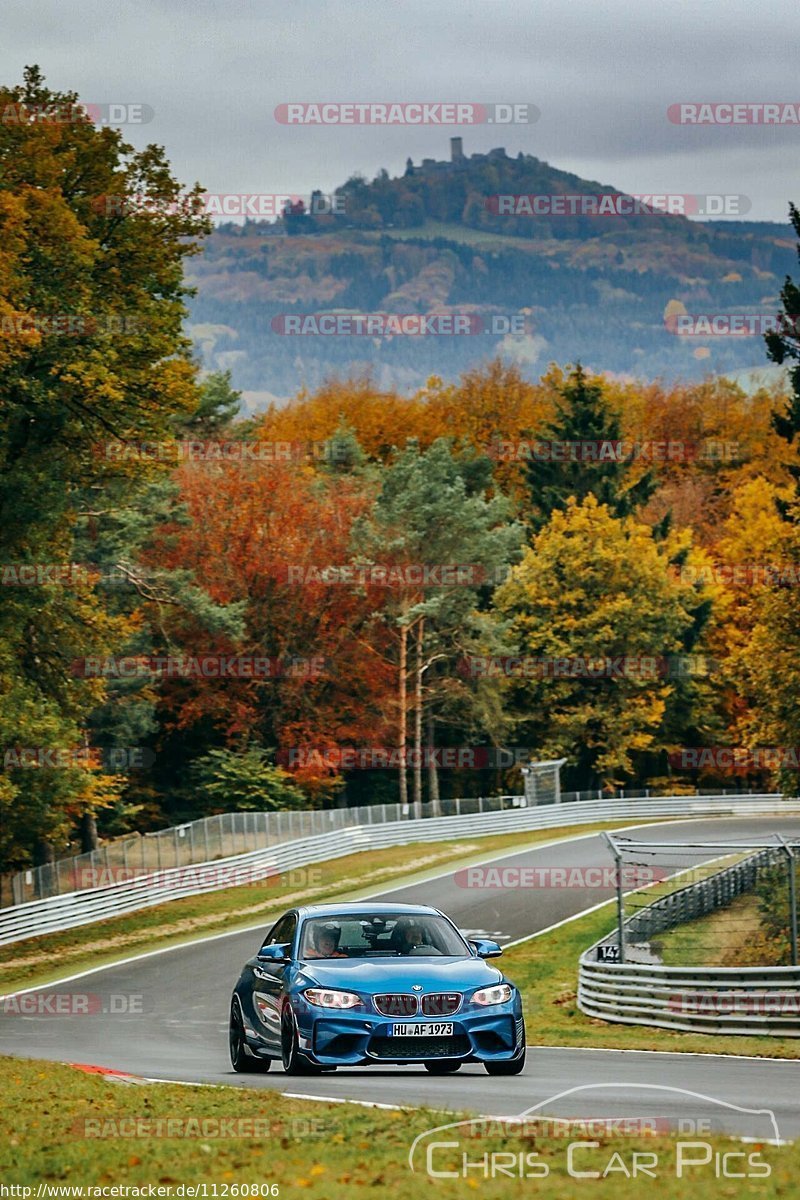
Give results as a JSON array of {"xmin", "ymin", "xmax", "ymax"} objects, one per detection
[
  {"xmin": 494, "ymin": 495, "xmax": 713, "ymax": 789},
  {"xmin": 0, "ymin": 66, "xmax": 209, "ymax": 867}
]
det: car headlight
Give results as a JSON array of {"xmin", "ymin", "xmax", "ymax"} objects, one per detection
[
  {"xmin": 472, "ymin": 983, "xmax": 513, "ymax": 1006},
  {"xmin": 303, "ymin": 988, "xmax": 361, "ymax": 1009}
]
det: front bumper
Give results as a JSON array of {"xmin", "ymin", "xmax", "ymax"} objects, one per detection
[{"xmin": 294, "ymin": 999, "xmax": 523, "ymax": 1066}]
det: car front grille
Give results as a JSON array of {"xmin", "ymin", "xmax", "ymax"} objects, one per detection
[
  {"xmin": 421, "ymin": 992, "xmax": 462, "ymax": 1016},
  {"xmin": 369, "ymin": 1034, "xmax": 471, "ymax": 1060},
  {"xmin": 373, "ymin": 993, "xmax": 418, "ymax": 1017}
]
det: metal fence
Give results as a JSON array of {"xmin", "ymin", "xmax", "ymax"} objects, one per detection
[
  {"xmin": 6, "ymin": 784, "xmax": 767, "ymax": 906},
  {"xmin": 578, "ymin": 832, "xmax": 800, "ymax": 1036},
  {"xmin": 7, "ymin": 795, "xmax": 532, "ymax": 906},
  {"xmin": 602, "ymin": 832, "xmax": 800, "ymax": 965},
  {"xmin": 0, "ymin": 793, "xmax": 792, "ymax": 947}
]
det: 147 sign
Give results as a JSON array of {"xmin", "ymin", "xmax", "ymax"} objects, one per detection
[{"xmin": 597, "ymin": 943, "xmax": 621, "ymax": 962}]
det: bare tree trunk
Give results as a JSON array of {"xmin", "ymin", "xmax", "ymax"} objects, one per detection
[
  {"xmin": 80, "ymin": 810, "xmax": 99, "ymax": 853},
  {"xmin": 398, "ymin": 623, "xmax": 408, "ymax": 808},
  {"xmin": 34, "ymin": 839, "xmax": 54, "ymax": 866},
  {"xmin": 413, "ymin": 618, "xmax": 424, "ymax": 816},
  {"xmin": 427, "ymin": 707, "xmax": 440, "ymax": 815}
]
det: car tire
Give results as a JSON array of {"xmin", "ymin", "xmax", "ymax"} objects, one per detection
[
  {"xmin": 229, "ymin": 998, "xmax": 270, "ymax": 1073},
  {"xmin": 424, "ymin": 1060, "xmax": 462, "ymax": 1074},
  {"xmin": 484, "ymin": 1021, "xmax": 526, "ymax": 1076},
  {"xmin": 281, "ymin": 1007, "xmax": 319, "ymax": 1075}
]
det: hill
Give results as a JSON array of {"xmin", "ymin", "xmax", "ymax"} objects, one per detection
[{"xmin": 186, "ymin": 144, "xmax": 796, "ymax": 403}]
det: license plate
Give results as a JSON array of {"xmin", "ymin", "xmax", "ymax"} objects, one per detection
[{"xmin": 392, "ymin": 1022, "xmax": 454, "ymax": 1037}]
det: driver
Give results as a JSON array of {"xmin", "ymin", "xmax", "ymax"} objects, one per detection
[
  {"xmin": 305, "ymin": 922, "xmax": 346, "ymax": 959},
  {"xmin": 396, "ymin": 920, "xmax": 426, "ymax": 953}
]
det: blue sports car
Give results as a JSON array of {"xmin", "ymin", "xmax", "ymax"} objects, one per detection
[{"xmin": 229, "ymin": 902, "xmax": 526, "ymax": 1075}]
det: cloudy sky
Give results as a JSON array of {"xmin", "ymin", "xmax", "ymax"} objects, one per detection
[{"xmin": 3, "ymin": 0, "xmax": 799, "ymax": 222}]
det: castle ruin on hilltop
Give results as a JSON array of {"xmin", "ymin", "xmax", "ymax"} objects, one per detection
[{"xmin": 404, "ymin": 138, "xmax": 509, "ymax": 176}]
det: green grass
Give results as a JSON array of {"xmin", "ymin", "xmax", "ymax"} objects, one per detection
[
  {"xmin": 1, "ymin": 1056, "xmax": 794, "ymax": 1195},
  {"xmin": 0, "ymin": 820, "xmax": 653, "ymax": 995},
  {"xmin": 656, "ymin": 893, "xmax": 765, "ymax": 966},
  {"xmin": 503, "ymin": 901, "xmax": 800, "ymax": 1058},
  {"xmin": 362, "ymin": 219, "xmax": 538, "ymax": 248}
]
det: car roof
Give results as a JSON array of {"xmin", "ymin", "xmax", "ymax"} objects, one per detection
[{"xmin": 296, "ymin": 902, "xmax": 442, "ymax": 919}]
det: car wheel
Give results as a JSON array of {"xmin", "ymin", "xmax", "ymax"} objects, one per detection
[
  {"xmin": 424, "ymin": 1060, "xmax": 462, "ymax": 1074},
  {"xmin": 281, "ymin": 1007, "xmax": 319, "ymax": 1075},
  {"xmin": 229, "ymin": 998, "xmax": 270, "ymax": 1073},
  {"xmin": 484, "ymin": 1021, "xmax": 526, "ymax": 1076}
]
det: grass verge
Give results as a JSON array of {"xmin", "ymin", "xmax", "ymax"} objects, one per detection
[
  {"xmin": 656, "ymin": 893, "xmax": 764, "ymax": 966},
  {"xmin": 1, "ymin": 1056, "xmax": 795, "ymax": 1195}
]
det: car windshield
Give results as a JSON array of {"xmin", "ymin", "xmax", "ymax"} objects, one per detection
[{"xmin": 299, "ymin": 913, "xmax": 469, "ymax": 958}]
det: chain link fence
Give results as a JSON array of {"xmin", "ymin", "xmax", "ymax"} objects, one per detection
[
  {"xmin": 5, "ymin": 794, "xmax": 532, "ymax": 906},
  {"xmin": 601, "ymin": 832, "xmax": 800, "ymax": 967},
  {"xmin": 3, "ymin": 781, "xmax": 771, "ymax": 908}
]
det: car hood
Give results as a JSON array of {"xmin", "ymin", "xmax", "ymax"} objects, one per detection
[{"xmin": 297, "ymin": 955, "xmax": 504, "ymax": 992}]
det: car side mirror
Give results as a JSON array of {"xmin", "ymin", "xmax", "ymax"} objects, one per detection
[
  {"xmin": 470, "ymin": 938, "xmax": 503, "ymax": 959},
  {"xmin": 258, "ymin": 942, "xmax": 291, "ymax": 962}
]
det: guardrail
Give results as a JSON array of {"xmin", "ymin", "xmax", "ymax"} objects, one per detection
[
  {"xmin": 0, "ymin": 793, "xmax": 792, "ymax": 947},
  {"xmin": 8, "ymin": 784, "xmax": 765, "ymax": 905},
  {"xmin": 578, "ymin": 842, "xmax": 800, "ymax": 1036},
  {"xmin": 578, "ymin": 959, "xmax": 800, "ymax": 1036}
]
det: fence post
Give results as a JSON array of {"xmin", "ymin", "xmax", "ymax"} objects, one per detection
[
  {"xmin": 603, "ymin": 832, "xmax": 625, "ymax": 963},
  {"xmin": 777, "ymin": 836, "xmax": 799, "ymax": 967}
]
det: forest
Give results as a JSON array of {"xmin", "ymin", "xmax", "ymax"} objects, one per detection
[{"xmin": 3, "ymin": 69, "xmax": 800, "ymax": 874}]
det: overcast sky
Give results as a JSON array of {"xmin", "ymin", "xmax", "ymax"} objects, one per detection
[{"xmin": 3, "ymin": 0, "xmax": 799, "ymax": 222}]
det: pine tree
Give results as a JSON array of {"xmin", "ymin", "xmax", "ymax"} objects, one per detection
[
  {"xmin": 765, "ymin": 202, "xmax": 800, "ymax": 508},
  {"xmin": 525, "ymin": 365, "xmax": 656, "ymax": 531}
]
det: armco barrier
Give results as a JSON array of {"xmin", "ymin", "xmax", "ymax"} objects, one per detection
[
  {"xmin": 0, "ymin": 793, "xmax": 793, "ymax": 947},
  {"xmin": 578, "ymin": 959, "xmax": 800, "ymax": 1036}
]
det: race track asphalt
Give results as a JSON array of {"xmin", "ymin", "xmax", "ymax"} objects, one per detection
[{"xmin": 2, "ymin": 815, "xmax": 799, "ymax": 1138}]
